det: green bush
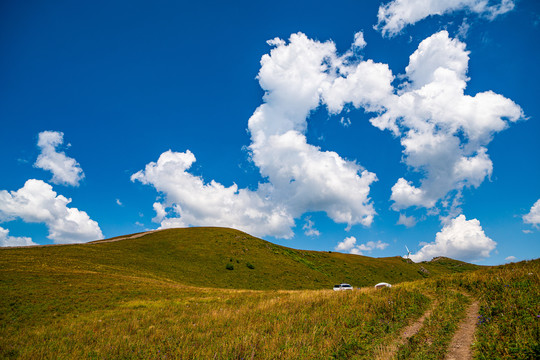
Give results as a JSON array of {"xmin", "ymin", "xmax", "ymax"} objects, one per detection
[
  {"xmin": 226, "ymin": 263, "xmax": 234, "ymax": 270},
  {"xmin": 246, "ymin": 262, "xmax": 255, "ymax": 269}
]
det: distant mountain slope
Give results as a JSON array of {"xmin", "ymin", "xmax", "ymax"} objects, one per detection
[{"xmin": 0, "ymin": 227, "xmax": 479, "ymax": 290}]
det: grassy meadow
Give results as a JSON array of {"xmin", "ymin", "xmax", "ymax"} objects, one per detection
[{"xmin": 0, "ymin": 228, "xmax": 538, "ymax": 359}]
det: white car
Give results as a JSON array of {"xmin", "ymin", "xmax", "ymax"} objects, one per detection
[
  {"xmin": 374, "ymin": 282, "xmax": 392, "ymax": 289},
  {"xmin": 333, "ymin": 283, "xmax": 353, "ymax": 291}
]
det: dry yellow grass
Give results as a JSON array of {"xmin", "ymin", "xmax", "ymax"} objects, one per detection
[
  {"xmin": 1, "ymin": 229, "xmax": 537, "ymax": 359},
  {"xmin": 2, "ymin": 280, "xmax": 429, "ymax": 359}
]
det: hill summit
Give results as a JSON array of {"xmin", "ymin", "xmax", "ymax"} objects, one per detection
[{"xmin": 2, "ymin": 227, "xmax": 479, "ymax": 290}]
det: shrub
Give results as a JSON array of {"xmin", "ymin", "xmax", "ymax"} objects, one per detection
[
  {"xmin": 225, "ymin": 263, "xmax": 234, "ymax": 270},
  {"xmin": 246, "ymin": 262, "xmax": 255, "ymax": 270}
]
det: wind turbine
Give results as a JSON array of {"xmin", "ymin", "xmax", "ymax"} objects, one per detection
[{"xmin": 405, "ymin": 245, "xmax": 412, "ymax": 259}]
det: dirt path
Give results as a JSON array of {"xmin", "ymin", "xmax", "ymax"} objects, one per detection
[
  {"xmin": 2, "ymin": 230, "xmax": 159, "ymax": 249},
  {"xmin": 444, "ymin": 301, "xmax": 480, "ymax": 360},
  {"xmin": 88, "ymin": 230, "xmax": 157, "ymax": 244},
  {"xmin": 376, "ymin": 302, "xmax": 436, "ymax": 360}
]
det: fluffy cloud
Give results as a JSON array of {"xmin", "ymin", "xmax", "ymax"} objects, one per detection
[
  {"xmin": 335, "ymin": 236, "xmax": 389, "ymax": 255},
  {"xmin": 336, "ymin": 236, "xmax": 358, "ymax": 252},
  {"xmin": 133, "ymin": 30, "xmax": 521, "ymax": 239},
  {"xmin": 0, "ymin": 226, "xmax": 37, "ymax": 247},
  {"xmin": 134, "ymin": 33, "xmax": 386, "ymax": 238},
  {"xmin": 34, "ymin": 131, "xmax": 85, "ymax": 186},
  {"xmin": 410, "ymin": 214, "xmax": 496, "ymax": 262},
  {"xmin": 257, "ymin": 31, "xmax": 521, "ymax": 221},
  {"xmin": 352, "ymin": 31, "xmax": 367, "ymax": 49},
  {"xmin": 131, "ymin": 150, "xmax": 295, "ymax": 238},
  {"xmin": 397, "ymin": 213, "xmax": 417, "ymax": 228},
  {"xmin": 0, "ymin": 179, "xmax": 103, "ymax": 244},
  {"xmin": 376, "ymin": 0, "xmax": 515, "ymax": 37},
  {"xmin": 505, "ymin": 256, "xmax": 517, "ymax": 262},
  {"xmin": 356, "ymin": 240, "xmax": 389, "ymax": 252},
  {"xmin": 523, "ymin": 199, "xmax": 540, "ymax": 228},
  {"xmin": 373, "ymin": 31, "xmax": 523, "ymax": 213}
]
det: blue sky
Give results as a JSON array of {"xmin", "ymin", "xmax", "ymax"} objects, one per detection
[{"xmin": 1, "ymin": 0, "xmax": 538, "ymax": 265}]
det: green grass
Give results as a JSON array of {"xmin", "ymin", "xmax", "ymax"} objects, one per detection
[
  {"xmin": 0, "ymin": 227, "xmax": 537, "ymax": 359},
  {"xmin": 451, "ymin": 261, "xmax": 540, "ymax": 359},
  {"xmin": 0, "ymin": 227, "xmax": 479, "ymax": 291},
  {"xmin": 392, "ymin": 260, "xmax": 540, "ymax": 359},
  {"xmin": 395, "ymin": 286, "xmax": 470, "ymax": 359}
]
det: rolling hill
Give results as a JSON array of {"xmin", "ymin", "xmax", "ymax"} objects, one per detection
[
  {"xmin": 0, "ymin": 227, "xmax": 537, "ymax": 359},
  {"xmin": 1, "ymin": 227, "xmax": 479, "ymax": 290}
]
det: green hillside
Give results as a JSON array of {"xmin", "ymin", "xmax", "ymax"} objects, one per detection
[
  {"xmin": 1, "ymin": 227, "xmax": 479, "ymax": 290},
  {"xmin": 0, "ymin": 227, "xmax": 537, "ymax": 359}
]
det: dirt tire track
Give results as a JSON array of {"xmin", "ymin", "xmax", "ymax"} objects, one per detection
[
  {"xmin": 2, "ymin": 230, "xmax": 158, "ymax": 249},
  {"xmin": 376, "ymin": 301, "xmax": 437, "ymax": 360},
  {"xmin": 444, "ymin": 300, "xmax": 480, "ymax": 360},
  {"xmin": 87, "ymin": 230, "xmax": 157, "ymax": 244}
]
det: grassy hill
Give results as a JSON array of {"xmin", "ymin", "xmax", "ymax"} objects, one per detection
[
  {"xmin": 0, "ymin": 227, "xmax": 537, "ymax": 359},
  {"xmin": 1, "ymin": 227, "xmax": 478, "ymax": 290}
]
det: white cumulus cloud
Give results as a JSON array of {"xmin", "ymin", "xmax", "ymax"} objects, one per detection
[
  {"xmin": 133, "ymin": 30, "xmax": 522, "ymax": 239},
  {"xmin": 336, "ymin": 236, "xmax": 358, "ymax": 252},
  {"xmin": 523, "ymin": 198, "xmax": 540, "ymax": 228},
  {"xmin": 410, "ymin": 214, "xmax": 496, "ymax": 262},
  {"xmin": 376, "ymin": 0, "xmax": 515, "ymax": 37},
  {"xmin": 505, "ymin": 256, "xmax": 517, "ymax": 262},
  {"xmin": 0, "ymin": 226, "xmax": 37, "ymax": 247},
  {"xmin": 34, "ymin": 131, "xmax": 85, "ymax": 186},
  {"xmin": 356, "ymin": 240, "xmax": 389, "ymax": 252},
  {"xmin": 133, "ymin": 33, "xmax": 386, "ymax": 238},
  {"xmin": 0, "ymin": 179, "xmax": 103, "ymax": 244},
  {"xmin": 131, "ymin": 150, "xmax": 295, "ymax": 238},
  {"xmin": 335, "ymin": 236, "xmax": 389, "ymax": 255},
  {"xmin": 353, "ymin": 31, "xmax": 367, "ymax": 49},
  {"xmin": 372, "ymin": 31, "xmax": 523, "ymax": 213}
]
